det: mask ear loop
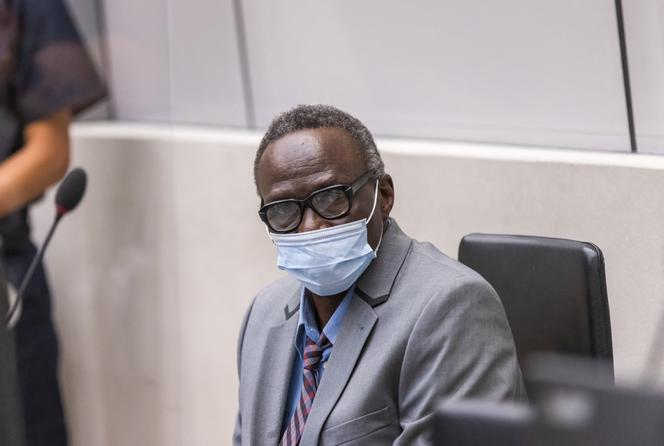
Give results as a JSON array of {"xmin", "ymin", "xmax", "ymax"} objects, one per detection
[
  {"xmin": 265, "ymin": 224, "xmax": 276, "ymax": 242},
  {"xmin": 366, "ymin": 178, "xmax": 385, "ymax": 254},
  {"xmin": 366, "ymin": 178, "xmax": 380, "ymax": 223}
]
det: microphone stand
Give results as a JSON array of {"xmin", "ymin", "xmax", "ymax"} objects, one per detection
[
  {"xmin": 5, "ymin": 213, "xmax": 63, "ymax": 327},
  {"xmin": 4, "ymin": 167, "xmax": 87, "ymax": 329}
]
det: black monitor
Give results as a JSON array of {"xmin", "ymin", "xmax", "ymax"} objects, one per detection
[
  {"xmin": 434, "ymin": 355, "xmax": 664, "ymax": 446},
  {"xmin": 434, "ymin": 399, "xmax": 535, "ymax": 446},
  {"xmin": 0, "ymin": 260, "xmax": 25, "ymax": 446}
]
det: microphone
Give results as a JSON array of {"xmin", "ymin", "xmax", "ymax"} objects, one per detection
[
  {"xmin": 5, "ymin": 167, "xmax": 87, "ymax": 328},
  {"xmin": 55, "ymin": 167, "xmax": 86, "ymax": 217}
]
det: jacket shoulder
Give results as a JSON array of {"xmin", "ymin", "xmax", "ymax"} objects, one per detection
[
  {"xmin": 409, "ymin": 239, "xmax": 490, "ymax": 286},
  {"xmin": 247, "ymin": 275, "xmax": 300, "ymax": 324},
  {"xmin": 388, "ymin": 237, "xmax": 501, "ymax": 312}
]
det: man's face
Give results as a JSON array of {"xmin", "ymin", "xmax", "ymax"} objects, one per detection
[{"xmin": 256, "ymin": 127, "xmax": 394, "ymax": 249}]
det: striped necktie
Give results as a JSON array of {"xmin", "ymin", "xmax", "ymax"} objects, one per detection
[{"xmin": 280, "ymin": 333, "xmax": 330, "ymax": 446}]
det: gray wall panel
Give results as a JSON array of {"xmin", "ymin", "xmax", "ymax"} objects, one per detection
[
  {"xmin": 64, "ymin": 0, "xmax": 109, "ymax": 119},
  {"xmin": 103, "ymin": 0, "xmax": 171, "ymax": 121},
  {"xmin": 623, "ymin": 0, "xmax": 664, "ymax": 154},
  {"xmin": 168, "ymin": 0, "xmax": 246, "ymax": 127},
  {"xmin": 102, "ymin": 0, "xmax": 247, "ymax": 125},
  {"xmin": 243, "ymin": 0, "xmax": 630, "ymax": 151}
]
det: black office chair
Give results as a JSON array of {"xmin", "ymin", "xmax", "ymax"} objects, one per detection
[{"xmin": 458, "ymin": 234, "xmax": 613, "ymax": 379}]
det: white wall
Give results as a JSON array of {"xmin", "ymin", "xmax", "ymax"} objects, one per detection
[
  {"xmin": 243, "ymin": 0, "xmax": 630, "ymax": 151},
  {"xmin": 80, "ymin": 0, "xmax": 664, "ymax": 153},
  {"xmin": 99, "ymin": 0, "xmax": 641, "ymax": 151},
  {"xmin": 102, "ymin": 0, "xmax": 247, "ymax": 126},
  {"xmin": 30, "ymin": 122, "xmax": 664, "ymax": 445}
]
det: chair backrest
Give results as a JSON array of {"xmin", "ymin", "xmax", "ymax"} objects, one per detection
[{"xmin": 458, "ymin": 234, "xmax": 613, "ymax": 376}]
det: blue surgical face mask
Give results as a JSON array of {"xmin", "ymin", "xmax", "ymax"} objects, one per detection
[{"xmin": 268, "ymin": 179, "xmax": 383, "ymax": 296}]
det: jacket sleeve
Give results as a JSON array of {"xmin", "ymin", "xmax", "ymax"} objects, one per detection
[
  {"xmin": 394, "ymin": 276, "xmax": 526, "ymax": 445},
  {"xmin": 233, "ymin": 298, "xmax": 255, "ymax": 446}
]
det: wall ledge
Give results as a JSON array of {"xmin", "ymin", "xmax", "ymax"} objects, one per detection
[{"xmin": 72, "ymin": 121, "xmax": 664, "ymax": 171}]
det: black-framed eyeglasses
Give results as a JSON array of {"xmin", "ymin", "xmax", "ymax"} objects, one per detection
[{"xmin": 259, "ymin": 170, "xmax": 374, "ymax": 233}]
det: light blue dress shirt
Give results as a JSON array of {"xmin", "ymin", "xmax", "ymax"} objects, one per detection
[{"xmin": 280, "ymin": 286, "xmax": 355, "ymax": 434}]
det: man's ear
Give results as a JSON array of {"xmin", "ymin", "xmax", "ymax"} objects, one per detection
[{"xmin": 379, "ymin": 174, "xmax": 395, "ymax": 219}]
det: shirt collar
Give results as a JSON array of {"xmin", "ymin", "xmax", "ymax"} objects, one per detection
[{"xmin": 295, "ymin": 286, "xmax": 354, "ymax": 356}]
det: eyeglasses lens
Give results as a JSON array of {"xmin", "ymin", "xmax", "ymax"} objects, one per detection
[
  {"xmin": 265, "ymin": 188, "xmax": 351, "ymax": 232},
  {"xmin": 266, "ymin": 201, "xmax": 301, "ymax": 232},
  {"xmin": 311, "ymin": 188, "xmax": 349, "ymax": 218}
]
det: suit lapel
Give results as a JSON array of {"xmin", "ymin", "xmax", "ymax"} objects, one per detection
[
  {"xmin": 299, "ymin": 219, "xmax": 412, "ymax": 444},
  {"xmin": 356, "ymin": 218, "xmax": 412, "ymax": 305},
  {"xmin": 251, "ymin": 292, "xmax": 300, "ymax": 446},
  {"xmin": 299, "ymin": 296, "xmax": 378, "ymax": 445}
]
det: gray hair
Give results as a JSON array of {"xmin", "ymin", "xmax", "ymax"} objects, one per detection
[{"xmin": 253, "ymin": 104, "xmax": 385, "ymax": 192}]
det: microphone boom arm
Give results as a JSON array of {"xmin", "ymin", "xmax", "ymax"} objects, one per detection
[{"xmin": 5, "ymin": 214, "xmax": 62, "ymax": 327}]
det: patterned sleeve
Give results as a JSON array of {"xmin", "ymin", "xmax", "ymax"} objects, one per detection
[{"xmin": 15, "ymin": 0, "xmax": 106, "ymax": 123}]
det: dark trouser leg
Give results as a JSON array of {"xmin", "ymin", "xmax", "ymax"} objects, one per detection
[{"xmin": 3, "ymin": 245, "xmax": 68, "ymax": 446}]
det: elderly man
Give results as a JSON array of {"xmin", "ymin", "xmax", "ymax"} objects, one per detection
[{"xmin": 234, "ymin": 105, "xmax": 524, "ymax": 445}]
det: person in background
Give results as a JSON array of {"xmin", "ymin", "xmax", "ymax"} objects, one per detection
[{"xmin": 0, "ymin": 0, "xmax": 105, "ymax": 445}]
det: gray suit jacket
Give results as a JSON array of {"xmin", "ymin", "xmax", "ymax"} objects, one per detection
[{"xmin": 234, "ymin": 220, "xmax": 525, "ymax": 445}]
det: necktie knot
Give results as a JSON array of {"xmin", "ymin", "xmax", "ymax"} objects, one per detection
[{"xmin": 302, "ymin": 334, "xmax": 329, "ymax": 371}]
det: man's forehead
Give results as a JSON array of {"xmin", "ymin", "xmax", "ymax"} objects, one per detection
[
  {"xmin": 269, "ymin": 127, "xmax": 359, "ymax": 158},
  {"xmin": 263, "ymin": 128, "xmax": 363, "ymax": 174},
  {"xmin": 258, "ymin": 127, "xmax": 366, "ymax": 199}
]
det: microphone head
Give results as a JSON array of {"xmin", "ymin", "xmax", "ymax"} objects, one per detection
[{"xmin": 55, "ymin": 167, "xmax": 87, "ymax": 216}]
